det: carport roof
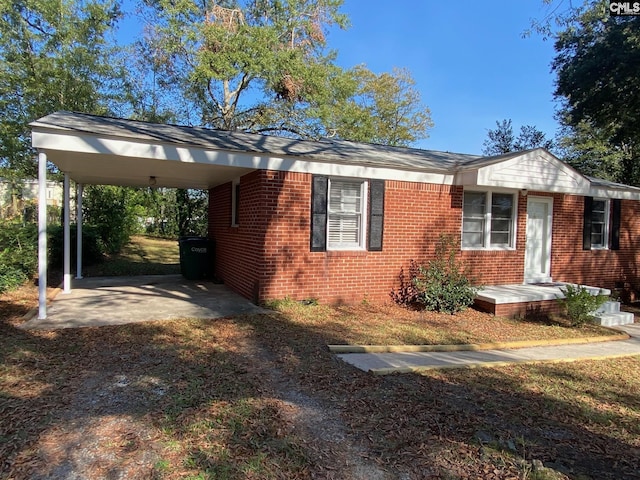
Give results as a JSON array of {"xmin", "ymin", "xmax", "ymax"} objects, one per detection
[
  {"xmin": 31, "ymin": 111, "xmax": 480, "ymax": 189},
  {"xmin": 32, "ymin": 111, "xmax": 480, "ymax": 170}
]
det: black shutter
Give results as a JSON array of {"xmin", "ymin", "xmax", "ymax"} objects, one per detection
[
  {"xmin": 583, "ymin": 196, "xmax": 593, "ymax": 250},
  {"xmin": 310, "ymin": 175, "xmax": 328, "ymax": 251},
  {"xmin": 368, "ymin": 180, "xmax": 385, "ymax": 251},
  {"xmin": 611, "ymin": 198, "xmax": 621, "ymax": 250},
  {"xmin": 234, "ymin": 183, "xmax": 240, "ymax": 225}
]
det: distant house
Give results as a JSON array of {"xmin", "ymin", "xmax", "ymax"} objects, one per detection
[
  {"xmin": 31, "ymin": 112, "xmax": 640, "ymax": 319},
  {"xmin": 0, "ymin": 177, "xmax": 64, "ymax": 218}
]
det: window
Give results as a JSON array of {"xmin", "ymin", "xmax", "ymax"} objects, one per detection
[
  {"xmin": 590, "ymin": 199, "xmax": 608, "ymax": 248},
  {"xmin": 328, "ymin": 179, "xmax": 366, "ymax": 249},
  {"xmin": 583, "ymin": 197, "xmax": 620, "ymax": 250},
  {"xmin": 462, "ymin": 191, "xmax": 515, "ymax": 249},
  {"xmin": 310, "ymin": 176, "xmax": 384, "ymax": 252}
]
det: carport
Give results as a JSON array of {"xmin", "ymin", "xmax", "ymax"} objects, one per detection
[{"xmin": 30, "ymin": 111, "xmax": 266, "ymax": 320}]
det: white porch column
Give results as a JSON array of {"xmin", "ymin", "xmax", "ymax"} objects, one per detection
[
  {"xmin": 37, "ymin": 152, "xmax": 48, "ymax": 320},
  {"xmin": 76, "ymin": 183, "xmax": 83, "ymax": 279},
  {"xmin": 63, "ymin": 173, "xmax": 71, "ymax": 293}
]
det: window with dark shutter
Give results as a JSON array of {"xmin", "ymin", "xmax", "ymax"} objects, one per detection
[
  {"xmin": 583, "ymin": 196, "xmax": 612, "ymax": 250},
  {"xmin": 310, "ymin": 176, "xmax": 385, "ymax": 252}
]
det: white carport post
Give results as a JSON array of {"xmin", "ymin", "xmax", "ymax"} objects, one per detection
[
  {"xmin": 63, "ymin": 173, "xmax": 71, "ymax": 293},
  {"xmin": 37, "ymin": 152, "xmax": 48, "ymax": 320},
  {"xmin": 76, "ymin": 183, "xmax": 83, "ymax": 279}
]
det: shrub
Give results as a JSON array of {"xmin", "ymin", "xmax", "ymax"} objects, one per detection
[
  {"xmin": 0, "ymin": 220, "xmax": 38, "ymax": 293},
  {"xmin": 82, "ymin": 185, "xmax": 137, "ymax": 254},
  {"xmin": 389, "ymin": 259, "xmax": 422, "ymax": 308},
  {"xmin": 557, "ymin": 284, "xmax": 609, "ymax": 326},
  {"xmin": 0, "ymin": 264, "xmax": 29, "ymax": 293},
  {"xmin": 48, "ymin": 224, "xmax": 105, "ymax": 268},
  {"xmin": 391, "ymin": 234, "xmax": 479, "ymax": 314}
]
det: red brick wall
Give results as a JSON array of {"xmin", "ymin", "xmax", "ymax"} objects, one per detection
[
  {"xmin": 551, "ymin": 194, "xmax": 640, "ymax": 290},
  {"xmin": 209, "ymin": 171, "xmax": 268, "ymax": 302},
  {"xmin": 210, "ymin": 172, "xmax": 640, "ymax": 304}
]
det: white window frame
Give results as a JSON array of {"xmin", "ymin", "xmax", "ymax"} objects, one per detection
[
  {"xmin": 590, "ymin": 198, "xmax": 610, "ymax": 249},
  {"xmin": 462, "ymin": 189, "xmax": 517, "ymax": 250},
  {"xmin": 327, "ymin": 178, "xmax": 368, "ymax": 251},
  {"xmin": 231, "ymin": 178, "xmax": 240, "ymax": 227}
]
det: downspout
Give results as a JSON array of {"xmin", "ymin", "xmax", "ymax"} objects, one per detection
[
  {"xmin": 63, "ymin": 173, "xmax": 71, "ymax": 293},
  {"xmin": 37, "ymin": 152, "xmax": 47, "ymax": 320},
  {"xmin": 76, "ymin": 183, "xmax": 83, "ymax": 279}
]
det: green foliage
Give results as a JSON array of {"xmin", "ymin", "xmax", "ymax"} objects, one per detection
[
  {"xmin": 48, "ymin": 224, "xmax": 105, "ymax": 268},
  {"xmin": 137, "ymin": 187, "xmax": 208, "ymax": 238},
  {"xmin": 82, "ymin": 185, "xmax": 138, "ymax": 254},
  {"xmin": 0, "ymin": 219, "xmax": 37, "ymax": 292},
  {"xmin": 325, "ymin": 66, "xmax": 433, "ymax": 146},
  {"xmin": 556, "ymin": 121, "xmax": 630, "ymax": 183},
  {"xmin": 412, "ymin": 235, "xmax": 479, "ymax": 314},
  {"xmin": 482, "ymin": 119, "xmax": 554, "ymax": 156},
  {"xmin": 0, "ymin": 0, "xmax": 124, "ymax": 177},
  {"xmin": 552, "ymin": 2, "xmax": 640, "ymax": 185},
  {"xmin": 557, "ymin": 284, "xmax": 608, "ymax": 326}
]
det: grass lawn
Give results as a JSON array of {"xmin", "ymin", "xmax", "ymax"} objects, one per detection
[
  {"xmin": 83, "ymin": 235, "xmax": 181, "ymax": 277},
  {"xmin": 1, "ymin": 236, "xmax": 638, "ymax": 479}
]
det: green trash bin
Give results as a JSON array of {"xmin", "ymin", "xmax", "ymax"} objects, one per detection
[{"xmin": 179, "ymin": 237, "xmax": 214, "ymax": 280}]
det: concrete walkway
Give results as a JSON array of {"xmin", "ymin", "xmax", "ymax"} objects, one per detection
[
  {"xmin": 338, "ymin": 323, "xmax": 640, "ymax": 375},
  {"xmin": 21, "ymin": 275, "xmax": 266, "ymax": 330}
]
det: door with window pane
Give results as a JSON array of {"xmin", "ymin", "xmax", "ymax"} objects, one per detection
[{"xmin": 524, "ymin": 197, "xmax": 553, "ymax": 283}]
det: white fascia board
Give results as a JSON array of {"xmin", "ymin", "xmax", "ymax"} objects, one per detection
[
  {"xmin": 588, "ymin": 186, "xmax": 640, "ymax": 200},
  {"xmin": 32, "ymin": 130, "xmax": 455, "ymax": 185}
]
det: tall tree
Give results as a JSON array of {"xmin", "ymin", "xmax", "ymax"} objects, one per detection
[
  {"xmin": 552, "ymin": 0, "xmax": 640, "ymax": 184},
  {"xmin": 482, "ymin": 119, "xmax": 554, "ymax": 156},
  {"xmin": 137, "ymin": 0, "xmax": 432, "ymax": 144},
  {"xmin": 0, "ymin": 0, "xmax": 124, "ymax": 177},
  {"xmin": 556, "ymin": 121, "xmax": 631, "ymax": 182},
  {"xmin": 325, "ymin": 66, "xmax": 433, "ymax": 146}
]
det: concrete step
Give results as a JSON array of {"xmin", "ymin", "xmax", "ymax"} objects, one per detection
[
  {"xmin": 593, "ymin": 311, "xmax": 635, "ymax": 327},
  {"xmin": 595, "ymin": 301, "xmax": 621, "ymax": 314}
]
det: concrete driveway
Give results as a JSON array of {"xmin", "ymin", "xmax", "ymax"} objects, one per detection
[{"xmin": 21, "ymin": 275, "xmax": 266, "ymax": 330}]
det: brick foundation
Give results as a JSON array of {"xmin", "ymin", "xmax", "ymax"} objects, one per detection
[{"xmin": 474, "ymin": 299, "xmax": 564, "ymax": 319}]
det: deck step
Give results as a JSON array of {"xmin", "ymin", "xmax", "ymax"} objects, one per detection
[
  {"xmin": 595, "ymin": 301, "xmax": 621, "ymax": 314},
  {"xmin": 593, "ymin": 311, "xmax": 635, "ymax": 327}
]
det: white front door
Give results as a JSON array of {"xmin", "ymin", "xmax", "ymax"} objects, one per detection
[{"xmin": 524, "ymin": 196, "xmax": 553, "ymax": 283}]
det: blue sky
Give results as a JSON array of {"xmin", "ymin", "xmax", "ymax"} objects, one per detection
[
  {"xmin": 119, "ymin": 0, "xmax": 560, "ymax": 155},
  {"xmin": 328, "ymin": 0, "xmax": 560, "ymax": 154}
]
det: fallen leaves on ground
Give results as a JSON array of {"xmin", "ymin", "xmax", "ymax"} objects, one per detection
[{"xmin": 1, "ymin": 284, "xmax": 639, "ymax": 479}]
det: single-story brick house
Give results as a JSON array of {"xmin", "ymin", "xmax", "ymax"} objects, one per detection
[{"xmin": 31, "ymin": 112, "xmax": 640, "ymax": 319}]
